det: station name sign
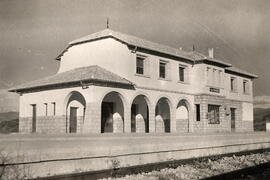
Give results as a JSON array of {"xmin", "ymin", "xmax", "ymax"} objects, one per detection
[{"xmin": 209, "ymin": 87, "xmax": 220, "ymax": 93}]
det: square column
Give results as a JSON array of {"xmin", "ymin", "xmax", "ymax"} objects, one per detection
[
  {"xmin": 124, "ymin": 107, "xmax": 131, "ymax": 133},
  {"xmin": 83, "ymin": 102, "xmax": 101, "ymax": 133},
  {"xmin": 170, "ymin": 108, "xmax": 177, "ymax": 133},
  {"xmin": 148, "ymin": 106, "xmax": 155, "ymax": 133}
]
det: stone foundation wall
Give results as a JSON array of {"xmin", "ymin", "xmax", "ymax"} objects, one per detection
[
  {"xmin": 36, "ymin": 116, "xmax": 66, "ymax": 133},
  {"xmin": 19, "ymin": 117, "xmax": 33, "ymax": 133},
  {"xmin": 65, "ymin": 115, "xmax": 84, "ymax": 133},
  {"xmin": 176, "ymin": 119, "xmax": 188, "ymax": 133},
  {"xmin": 236, "ymin": 121, "xmax": 254, "ymax": 132},
  {"xmin": 85, "ymin": 102, "xmax": 101, "ymax": 133},
  {"xmin": 194, "ymin": 94, "xmax": 253, "ymax": 133},
  {"xmin": 19, "ymin": 115, "xmax": 86, "ymax": 134},
  {"xmin": 194, "ymin": 95, "xmax": 228, "ymax": 133},
  {"xmin": 135, "ymin": 115, "xmax": 145, "ymax": 133}
]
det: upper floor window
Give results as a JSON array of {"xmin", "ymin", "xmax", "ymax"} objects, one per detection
[
  {"xmin": 230, "ymin": 77, "xmax": 237, "ymax": 92},
  {"xmin": 159, "ymin": 61, "xmax": 167, "ymax": 79},
  {"xmin": 179, "ymin": 65, "xmax": 185, "ymax": 82},
  {"xmin": 243, "ymin": 80, "xmax": 249, "ymax": 94},
  {"xmin": 136, "ymin": 55, "xmax": 145, "ymax": 75},
  {"xmin": 208, "ymin": 104, "xmax": 220, "ymax": 124}
]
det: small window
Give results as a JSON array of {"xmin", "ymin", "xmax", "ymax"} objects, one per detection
[
  {"xmin": 159, "ymin": 61, "xmax": 166, "ymax": 79},
  {"xmin": 195, "ymin": 104, "xmax": 200, "ymax": 121},
  {"xmin": 230, "ymin": 77, "xmax": 237, "ymax": 92},
  {"xmin": 136, "ymin": 55, "xmax": 145, "ymax": 75},
  {"xmin": 243, "ymin": 80, "xmax": 249, "ymax": 94},
  {"xmin": 208, "ymin": 105, "xmax": 220, "ymax": 124},
  {"xmin": 52, "ymin": 102, "xmax": 56, "ymax": 116},
  {"xmin": 179, "ymin": 66, "xmax": 185, "ymax": 82},
  {"xmin": 44, "ymin": 103, "xmax": 48, "ymax": 116}
]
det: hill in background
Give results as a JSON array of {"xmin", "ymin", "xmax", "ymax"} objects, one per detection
[
  {"xmin": 0, "ymin": 111, "xmax": 18, "ymax": 133},
  {"xmin": 0, "ymin": 86, "xmax": 19, "ymax": 133},
  {"xmin": 253, "ymin": 96, "xmax": 270, "ymax": 131}
]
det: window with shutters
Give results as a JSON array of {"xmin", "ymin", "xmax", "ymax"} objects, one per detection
[
  {"xmin": 179, "ymin": 65, "xmax": 185, "ymax": 82},
  {"xmin": 136, "ymin": 55, "xmax": 145, "ymax": 75},
  {"xmin": 159, "ymin": 61, "xmax": 167, "ymax": 79},
  {"xmin": 208, "ymin": 105, "xmax": 220, "ymax": 124},
  {"xmin": 243, "ymin": 80, "xmax": 249, "ymax": 94},
  {"xmin": 230, "ymin": 77, "xmax": 237, "ymax": 92}
]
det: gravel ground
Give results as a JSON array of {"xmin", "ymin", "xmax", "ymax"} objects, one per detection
[{"xmin": 100, "ymin": 151, "xmax": 270, "ymax": 180}]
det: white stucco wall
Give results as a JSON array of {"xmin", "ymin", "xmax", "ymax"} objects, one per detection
[
  {"xmin": 19, "ymin": 87, "xmax": 91, "ymax": 117},
  {"xmin": 58, "ymin": 38, "xmax": 217, "ymax": 96},
  {"xmin": 242, "ymin": 102, "xmax": 254, "ymax": 121},
  {"xmin": 58, "ymin": 38, "xmax": 254, "ymax": 102},
  {"xmin": 224, "ymin": 73, "xmax": 253, "ymax": 102}
]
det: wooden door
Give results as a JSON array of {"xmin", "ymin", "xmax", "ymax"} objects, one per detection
[
  {"xmin": 32, "ymin": 104, "xmax": 36, "ymax": 133},
  {"xmin": 231, "ymin": 108, "xmax": 236, "ymax": 131},
  {"xmin": 70, "ymin": 107, "xmax": 77, "ymax": 133}
]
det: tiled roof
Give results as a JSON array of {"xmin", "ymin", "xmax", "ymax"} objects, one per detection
[
  {"xmin": 191, "ymin": 51, "xmax": 231, "ymax": 67},
  {"xmin": 225, "ymin": 66, "xmax": 258, "ymax": 78},
  {"xmin": 56, "ymin": 29, "xmax": 231, "ymax": 67},
  {"xmin": 9, "ymin": 66, "xmax": 134, "ymax": 92}
]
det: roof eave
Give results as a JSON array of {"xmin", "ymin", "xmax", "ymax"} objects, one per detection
[
  {"xmin": 225, "ymin": 69, "xmax": 258, "ymax": 79},
  {"xmin": 55, "ymin": 35, "xmax": 195, "ymax": 62},
  {"xmin": 200, "ymin": 58, "xmax": 232, "ymax": 67},
  {"xmin": 9, "ymin": 79, "xmax": 134, "ymax": 93}
]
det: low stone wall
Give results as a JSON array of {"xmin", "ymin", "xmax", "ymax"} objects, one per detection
[{"xmin": 1, "ymin": 133, "xmax": 270, "ymax": 178}]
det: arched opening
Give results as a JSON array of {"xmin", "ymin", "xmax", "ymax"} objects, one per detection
[
  {"xmin": 176, "ymin": 99, "xmax": 190, "ymax": 133},
  {"xmin": 101, "ymin": 91, "xmax": 124, "ymax": 133},
  {"xmin": 131, "ymin": 95, "xmax": 150, "ymax": 133},
  {"xmin": 66, "ymin": 91, "xmax": 86, "ymax": 133},
  {"xmin": 155, "ymin": 97, "xmax": 171, "ymax": 133}
]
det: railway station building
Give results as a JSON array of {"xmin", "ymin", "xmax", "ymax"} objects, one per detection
[{"xmin": 9, "ymin": 29, "xmax": 258, "ymax": 134}]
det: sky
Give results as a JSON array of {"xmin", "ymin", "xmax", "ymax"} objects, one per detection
[{"xmin": 0, "ymin": 0, "xmax": 269, "ymax": 96}]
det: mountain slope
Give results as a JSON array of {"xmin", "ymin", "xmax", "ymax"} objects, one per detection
[
  {"xmin": 254, "ymin": 108, "xmax": 270, "ymax": 131},
  {"xmin": 0, "ymin": 111, "xmax": 19, "ymax": 133}
]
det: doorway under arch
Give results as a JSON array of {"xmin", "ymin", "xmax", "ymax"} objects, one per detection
[
  {"xmin": 176, "ymin": 99, "xmax": 190, "ymax": 133},
  {"xmin": 65, "ymin": 91, "xmax": 86, "ymax": 133},
  {"xmin": 131, "ymin": 95, "xmax": 150, "ymax": 133},
  {"xmin": 155, "ymin": 97, "xmax": 171, "ymax": 133},
  {"xmin": 101, "ymin": 91, "xmax": 125, "ymax": 133}
]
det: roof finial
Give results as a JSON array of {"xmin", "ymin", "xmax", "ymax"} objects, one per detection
[
  {"xmin": 106, "ymin": 17, "xmax": 109, "ymax": 29},
  {"xmin": 192, "ymin": 44, "xmax": 195, "ymax": 51}
]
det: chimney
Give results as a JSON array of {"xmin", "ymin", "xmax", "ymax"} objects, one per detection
[{"xmin": 208, "ymin": 48, "xmax": 214, "ymax": 58}]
